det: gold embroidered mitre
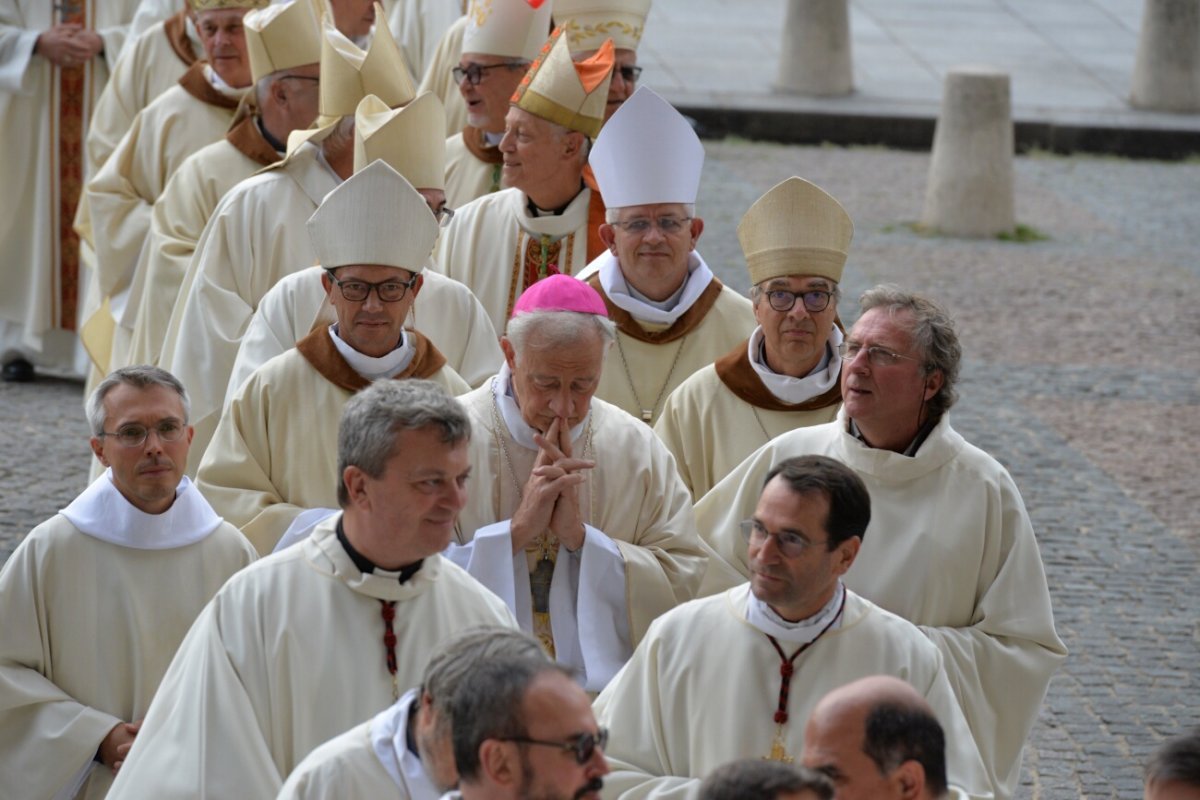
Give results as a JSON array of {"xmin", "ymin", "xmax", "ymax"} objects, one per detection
[
  {"xmin": 554, "ymin": 0, "xmax": 651, "ymax": 52},
  {"xmin": 511, "ymin": 26, "xmax": 614, "ymax": 139},
  {"xmin": 462, "ymin": 0, "xmax": 554, "ymax": 60},
  {"xmin": 243, "ymin": 0, "xmax": 322, "ymax": 83}
]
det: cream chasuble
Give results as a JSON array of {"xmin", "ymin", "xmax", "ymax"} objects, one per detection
[
  {"xmin": 578, "ymin": 254, "xmax": 755, "ymax": 425},
  {"xmin": 278, "ymin": 689, "xmax": 441, "ymax": 800},
  {"xmin": 0, "ymin": 0, "xmax": 138, "ymax": 367},
  {"xmin": 450, "ymin": 374, "xmax": 705, "ymax": 690},
  {"xmin": 106, "ymin": 519, "xmax": 516, "ymax": 799},
  {"xmin": 431, "ymin": 186, "xmax": 593, "ymax": 333},
  {"xmin": 694, "ymin": 410, "xmax": 1067, "ymax": 800},
  {"xmin": 84, "ymin": 10, "xmax": 199, "ymax": 179},
  {"xmin": 160, "ymin": 140, "xmax": 340, "ymax": 475},
  {"xmin": 197, "ymin": 327, "xmax": 467, "ymax": 555},
  {"xmin": 592, "ymin": 585, "xmax": 992, "ymax": 800},
  {"xmin": 386, "ymin": 0, "xmax": 462, "ymax": 83},
  {"xmin": 654, "ymin": 332, "xmax": 842, "ymax": 501},
  {"xmin": 415, "ymin": 13, "xmax": 466, "ymax": 137},
  {"xmin": 0, "ymin": 478, "xmax": 255, "ymax": 800},
  {"xmin": 125, "ymin": 115, "xmax": 281, "ymax": 368},
  {"xmin": 226, "ymin": 265, "xmax": 502, "ymax": 405},
  {"xmin": 79, "ymin": 63, "xmax": 244, "ymax": 376},
  {"xmin": 444, "ymin": 126, "xmax": 503, "ymax": 209}
]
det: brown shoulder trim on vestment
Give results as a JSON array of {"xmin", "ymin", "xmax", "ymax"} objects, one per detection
[
  {"xmin": 163, "ymin": 10, "xmax": 199, "ymax": 67},
  {"xmin": 586, "ymin": 275, "xmax": 725, "ymax": 345},
  {"xmin": 296, "ymin": 327, "xmax": 448, "ymax": 394},
  {"xmin": 713, "ymin": 339, "xmax": 843, "ymax": 412},
  {"xmin": 225, "ymin": 113, "xmax": 280, "ymax": 167},
  {"xmin": 177, "ymin": 61, "xmax": 242, "ymax": 110}
]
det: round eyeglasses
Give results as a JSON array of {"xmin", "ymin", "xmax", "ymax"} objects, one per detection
[
  {"xmin": 98, "ymin": 420, "xmax": 186, "ymax": 448},
  {"xmin": 836, "ymin": 341, "xmax": 922, "ymax": 368},
  {"xmin": 325, "ymin": 271, "xmax": 420, "ymax": 303},
  {"xmin": 609, "ymin": 216, "xmax": 692, "ymax": 236},
  {"xmin": 452, "ymin": 61, "xmax": 526, "ymax": 86},
  {"xmin": 740, "ymin": 519, "xmax": 825, "ymax": 558},
  {"xmin": 762, "ymin": 288, "xmax": 834, "ymax": 314}
]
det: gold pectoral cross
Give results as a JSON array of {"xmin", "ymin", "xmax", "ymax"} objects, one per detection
[{"xmin": 764, "ymin": 725, "xmax": 794, "ymax": 763}]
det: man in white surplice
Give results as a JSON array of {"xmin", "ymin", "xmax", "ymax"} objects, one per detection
[
  {"xmin": 278, "ymin": 627, "xmax": 546, "ymax": 800},
  {"xmin": 0, "ymin": 366, "xmax": 255, "ymax": 800},
  {"xmin": 695, "ymin": 286, "xmax": 1067, "ymax": 800},
  {"xmin": 445, "ymin": 275, "xmax": 705, "ymax": 692},
  {"xmin": 593, "ymin": 455, "xmax": 992, "ymax": 800},
  {"xmin": 107, "ymin": 380, "xmax": 515, "ymax": 798}
]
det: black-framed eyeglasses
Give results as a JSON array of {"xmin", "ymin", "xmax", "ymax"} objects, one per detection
[
  {"xmin": 762, "ymin": 288, "xmax": 835, "ymax": 314},
  {"xmin": 98, "ymin": 420, "xmax": 186, "ymax": 448},
  {"xmin": 501, "ymin": 728, "xmax": 608, "ymax": 765},
  {"xmin": 740, "ymin": 519, "xmax": 825, "ymax": 559},
  {"xmin": 617, "ymin": 65, "xmax": 643, "ymax": 83},
  {"xmin": 325, "ymin": 270, "xmax": 420, "ymax": 303},
  {"xmin": 452, "ymin": 61, "xmax": 526, "ymax": 86},
  {"xmin": 836, "ymin": 341, "xmax": 922, "ymax": 368},
  {"xmin": 609, "ymin": 216, "xmax": 692, "ymax": 235}
]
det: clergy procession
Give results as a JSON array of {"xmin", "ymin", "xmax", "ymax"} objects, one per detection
[{"xmin": 3, "ymin": 1, "xmax": 1077, "ymax": 799}]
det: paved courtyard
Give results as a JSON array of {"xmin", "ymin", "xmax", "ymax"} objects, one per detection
[{"xmin": 2, "ymin": 139, "xmax": 1197, "ymax": 798}]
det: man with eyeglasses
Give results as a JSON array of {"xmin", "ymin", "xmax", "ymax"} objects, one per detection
[
  {"xmin": 114, "ymin": 0, "xmax": 321, "ymax": 384},
  {"xmin": 656, "ymin": 177, "xmax": 850, "ymax": 500},
  {"xmin": 577, "ymin": 86, "xmax": 755, "ymax": 426},
  {"xmin": 554, "ymin": 0, "xmax": 652, "ymax": 123},
  {"xmin": 433, "ymin": 25, "xmax": 615, "ymax": 333},
  {"xmin": 0, "ymin": 365, "xmax": 256, "ymax": 799},
  {"xmin": 441, "ymin": 0, "xmax": 550, "ymax": 209},
  {"xmin": 694, "ymin": 286, "xmax": 1066, "ymax": 800},
  {"xmin": 196, "ymin": 161, "xmax": 468, "ymax": 555},
  {"xmin": 447, "ymin": 657, "xmax": 610, "ymax": 800},
  {"xmin": 594, "ymin": 455, "xmax": 990, "ymax": 799}
]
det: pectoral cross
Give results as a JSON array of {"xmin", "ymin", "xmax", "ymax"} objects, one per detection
[{"xmin": 764, "ymin": 725, "xmax": 794, "ymax": 763}]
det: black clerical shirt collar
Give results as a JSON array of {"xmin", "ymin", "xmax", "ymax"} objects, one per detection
[
  {"xmin": 525, "ymin": 182, "xmax": 585, "ymax": 217},
  {"xmin": 848, "ymin": 416, "xmax": 938, "ymax": 457},
  {"xmin": 256, "ymin": 116, "xmax": 288, "ymax": 154},
  {"xmin": 336, "ymin": 517, "xmax": 423, "ymax": 583}
]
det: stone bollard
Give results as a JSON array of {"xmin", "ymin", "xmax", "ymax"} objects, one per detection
[
  {"xmin": 775, "ymin": 0, "xmax": 853, "ymax": 97},
  {"xmin": 921, "ymin": 67, "xmax": 1015, "ymax": 238},
  {"xmin": 1130, "ymin": 0, "xmax": 1200, "ymax": 112}
]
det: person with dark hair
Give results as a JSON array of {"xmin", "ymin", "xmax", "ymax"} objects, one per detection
[
  {"xmin": 1144, "ymin": 728, "xmax": 1200, "ymax": 800},
  {"xmin": 700, "ymin": 759, "xmax": 834, "ymax": 800},
  {"xmin": 278, "ymin": 627, "xmax": 545, "ymax": 799},
  {"xmin": 594, "ymin": 456, "xmax": 989, "ymax": 799},
  {"xmin": 446, "ymin": 658, "xmax": 608, "ymax": 800},
  {"xmin": 697, "ymin": 284, "xmax": 1066, "ymax": 800},
  {"xmin": 106, "ymin": 380, "xmax": 515, "ymax": 798},
  {"xmin": 0, "ymin": 365, "xmax": 256, "ymax": 798},
  {"xmin": 803, "ymin": 675, "xmax": 968, "ymax": 799}
]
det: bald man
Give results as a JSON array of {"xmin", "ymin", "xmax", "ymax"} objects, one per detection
[{"xmin": 802, "ymin": 676, "xmax": 972, "ymax": 800}]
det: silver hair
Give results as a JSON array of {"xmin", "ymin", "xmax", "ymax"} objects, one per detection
[
  {"xmin": 605, "ymin": 203, "xmax": 696, "ymax": 224},
  {"xmin": 336, "ymin": 380, "xmax": 471, "ymax": 506},
  {"xmin": 506, "ymin": 310, "xmax": 617, "ymax": 364},
  {"xmin": 86, "ymin": 366, "xmax": 190, "ymax": 437},
  {"xmin": 858, "ymin": 284, "xmax": 961, "ymax": 422},
  {"xmin": 421, "ymin": 627, "xmax": 546, "ymax": 721}
]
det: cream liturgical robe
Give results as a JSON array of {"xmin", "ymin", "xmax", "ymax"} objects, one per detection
[
  {"xmin": 106, "ymin": 518, "xmax": 516, "ymax": 799},
  {"xmin": 654, "ymin": 330, "xmax": 842, "ymax": 500},
  {"xmin": 197, "ymin": 326, "xmax": 468, "ymax": 555},
  {"xmin": 125, "ymin": 113, "xmax": 281, "ymax": 368},
  {"xmin": 84, "ymin": 10, "xmax": 199, "ymax": 178},
  {"xmin": 386, "ymin": 0, "xmax": 462, "ymax": 83},
  {"xmin": 415, "ymin": 13, "xmax": 466, "ymax": 137},
  {"xmin": 592, "ymin": 585, "xmax": 993, "ymax": 800},
  {"xmin": 578, "ymin": 252, "xmax": 756, "ymax": 425},
  {"xmin": 225, "ymin": 265, "xmax": 502, "ymax": 404},
  {"xmin": 278, "ymin": 688, "xmax": 441, "ymax": 800},
  {"xmin": 161, "ymin": 140, "xmax": 339, "ymax": 474},
  {"xmin": 432, "ymin": 186, "xmax": 594, "ymax": 333},
  {"xmin": 449, "ymin": 370, "xmax": 706, "ymax": 690},
  {"xmin": 695, "ymin": 410, "xmax": 1067, "ymax": 800},
  {"xmin": 443, "ymin": 126, "xmax": 503, "ymax": 209},
  {"xmin": 0, "ymin": 0, "xmax": 138, "ymax": 368},
  {"xmin": 0, "ymin": 472, "xmax": 256, "ymax": 800}
]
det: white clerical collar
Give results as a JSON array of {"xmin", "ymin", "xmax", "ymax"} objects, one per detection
[
  {"xmin": 745, "ymin": 581, "xmax": 846, "ymax": 644},
  {"xmin": 371, "ymin": 688, "xmax": 441, "ymax": 797},
  {"xmin": 483, "ymin": 130, "xmax": 504, "ymax": 146},
  {"xmin": 329, "ymin": 325, "xmax": 415, "ymax": 381},
  {"xmin": 748, "ymin": 325, "xmax": 843, "ymax": 405},
  {"xmin": 597, "ymin": 250, "xmax": 713, "ymax": 326},
  {"xmin": 203, "ymin": 63, "xmax": 249, "ymax": 101},
  {"xmin": 491, "ymin": 362, "xmax": 590, "ymax": 451},
  {"xmin": 60, "ymin": 469, "xmax": 223, "ymax": 550}
]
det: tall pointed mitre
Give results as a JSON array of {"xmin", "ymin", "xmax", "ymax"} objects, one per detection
[
  {"xmin": 738, "ymin": 177, "xmax": 854, "ymax": 285},
  {"xmin": 189, "ymin": 0, "xmax": 270, "ymax": 10},
  {"xmin": 307, "ymin": 160, "xmax": 440, "ymax": 270},
  {"xmin": 589, "ymin": 86, "xmax": 701, "ymax": 208},
  {"xmin": 554, "ymin": 0, "xmax": 651, "ymax": 52},
  {"xmin": 462, "ymin": 0, "xmax": 554, "ymax": 60},
  {"xmin": 244, "ymin": 0, "xmax": 322, "ymax": 83},
  {"xmin": 353, "ymin": 92, "xmax": 447, "ymax": 190},
  {"xmin": 511, "ymin": 26, "xmax": 614, "ymax": 138}
]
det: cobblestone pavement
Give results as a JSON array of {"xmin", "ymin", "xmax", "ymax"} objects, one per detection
[{"xmin": 2, "ymin": 141, "xmax": 1197, "ymax": 798}]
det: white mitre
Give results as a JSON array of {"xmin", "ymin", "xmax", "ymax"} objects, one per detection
[
  {"xmin": 589, "ymin": 85, "xmax": 703, "ymax": 208},
  {"xmin": 462, "ymin": 0, "xmax": 553, "ymax": 60},
  {"xmin": 243, "ymin": 0, "xmax": 322, "ymax": 84},
  {"xmin": 353, "ymin": 92, "xmax": 447, "ymax": 190}
]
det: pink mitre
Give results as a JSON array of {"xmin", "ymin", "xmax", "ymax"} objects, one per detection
[{"xmin": 511, "ymin": 275, "xmax": 609, "ymax": 318}]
